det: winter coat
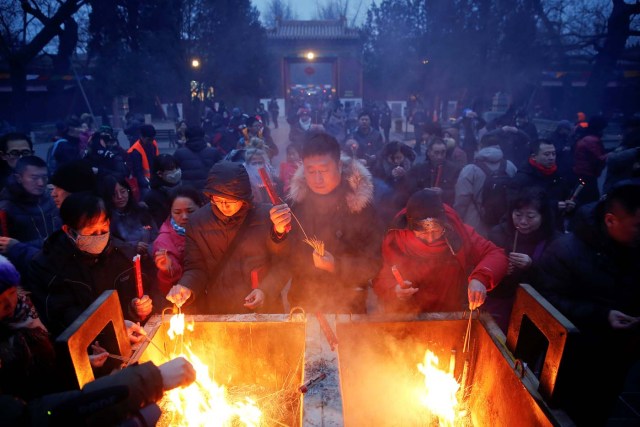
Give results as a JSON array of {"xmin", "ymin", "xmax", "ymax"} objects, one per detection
[
  {"xmin": 453, "ymin": 146, "xmax": 517, "ymax": 237},
  {"xmin": 373, "ymin": 204, "xmax": 507, "ymax": 314},
  {"xmin": 180, "ymin": 202, "xmax": 285, "ymax": 314},
  {"xmin": 573, "ymin": 134, "xmax": 607, "ymax": 178},
  {"xmin": 485, "ymin": 219, "xmax": 560, "ymax": 331},
  {"xmin": 0, "ymin": 181, "xmax": 61, "ymax": 276},
  {"xmin": 509, "ymin": 161, "xmax": 572, "ymax": 222},
  {"xmin": 603, "ymin": 146, "xmax": 640, "ymax": 193},
  {"xmin": 151, "ymin": 219, "xmax": 185, "ymax": 295},
  {"xmin": 173, "ymin": 137, "xmax": 222, "ymax": 191},
  {"xmin": 26, "ymin": 230, "xmax": 160, "ymax": 338},
  {"xmin": 5, "ymin": 361, "xmax": 164, "ymax": 426},
  {"xmin": 261, "ymin": 156, "xmax": 383, "ymax": 313},
  {"xmin": 84, "ymin": 144, "xmax": 129, "ymax": 179},
  {"xmin": 352, "ymin": 127, "xmax": 384, "ymax": 163},
  {"xmin": 110, "ymin": 204, "xmax": 158, "ymax": 249},
  {"xmin": 534, "ymin": 203, "xmax": 640, "ymax": 425}
]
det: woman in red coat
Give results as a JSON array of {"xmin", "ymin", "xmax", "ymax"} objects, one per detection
[
  {"xmin": 151, "ymin": 186, "xmax": 204, "ymax": 294},
  {"xmin": 373, "ymin": 189, "xmax": 508, "ymax": 314}
]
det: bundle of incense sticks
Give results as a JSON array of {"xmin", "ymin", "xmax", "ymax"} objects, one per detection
[
  {"xmin": 304, "ymin": 236, "xmax": 325, "ymax": 256},
  {"xmin": 133, "ymin": 254, "xmax": 144, "ymax": 299},
  {"xmin": 258, "ymin": 167, "xmax": 280, "ymax": 205},
  {"xmin": 512, "ymin": 230, "xmax": 519, "ymax": 253}
]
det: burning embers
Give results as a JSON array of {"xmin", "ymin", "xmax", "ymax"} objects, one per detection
[
  {"xmin": 141, "ymin": 313, "xmax": 306, "ymax": 427},
  {"xmin": 162, "ymin": 313, "xmax": 263, "ymax": 426},
  {"xmin": 417, "ymin": 350, "xmax": 468, "ymax": 427}
]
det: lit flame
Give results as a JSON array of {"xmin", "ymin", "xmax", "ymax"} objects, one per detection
[
  {"xmin": 417, "ymin": 350, "xmax": 461, "ymax": 427},
  {"xmin": 162, "ymin": 314, "xmax": 262, "ymax": 426}
]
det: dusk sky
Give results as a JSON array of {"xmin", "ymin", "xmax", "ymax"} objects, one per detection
[{"xmin": 252, "ymin": 0, "xmax": 374, "ymax": 24}]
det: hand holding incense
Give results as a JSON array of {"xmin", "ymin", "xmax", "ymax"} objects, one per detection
[
  {"xmin": 258, "ymin": 167, "xmax": 280, "ymax": 205},
  {"xmin": 570, "ymin": 179, "xmax": 585, "ymax": 201},
  {"xmin": 512, "ymin": 230, "xmax": 519, "ymax": 253},
  {"xmin": 133, "ymin": 254, "xmax": 144, "ymax": 299},
  {"xmin": 391, "ymin": 264, "xmax": 411, "ymax": 289}
]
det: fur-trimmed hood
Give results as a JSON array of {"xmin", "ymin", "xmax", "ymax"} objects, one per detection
[{"xmin": 288, "ymin": 156, "xmax": 374, "ymax": 213}]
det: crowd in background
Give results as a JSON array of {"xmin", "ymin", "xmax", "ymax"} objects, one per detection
[{"xmin": 0, "ymin": 97, "xmax": 638, "ymax": 426}]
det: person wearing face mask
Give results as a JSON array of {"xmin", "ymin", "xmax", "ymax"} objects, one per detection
[
  {"xmin": 373, "ymin": 188, "xmax": 508, "ymax": 314},
  {"xmin": 165, "ymin": 161, "xmax": 287, "ymax": 314},
  {"xmin": 243, "ymin": 147, "xmax": 283, "ymax": 205},
  {"xmin": 26, "ymin": 192, "xmax": 160, "ymax": 339},
  {"xmin": 143, "ymin": 154, "xmax": 183, "ymax": 228},
  {"xmin": 85, "ymin": 126, "xmax": 129, "ymax": 179},
  {"xmin": 288, "ymin": 108, "xmax": 314, "ymax": 146}
]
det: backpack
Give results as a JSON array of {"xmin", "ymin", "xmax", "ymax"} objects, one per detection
[
  {"xmin": 474, "ymin": 159, "xmax": 511, "ymax": 226},
  {"xmin": 46, "ymin": 138, "xmax": 66, "ymax": 177}
]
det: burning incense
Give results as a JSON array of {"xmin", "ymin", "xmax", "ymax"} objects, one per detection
[
  {"xmin": 434, "ymin": 164, "xmax": 443, "ymax": 187},
  {"xmin": 512, "ymin": 230, "xmax": 519, "ymax": 253},
  {"xmin": 391, "ymin": 264, "xmax": 410, "ymax": 289},
  {"xmin": 132, "ymin": 254, "xmax": 144, "ymax": 299},
  {"xmin": 251, "ymin": 269, "xmax": 259, "ymax": 289},
  {"xmin": 315, "ymin": 312, "xmax": 338, "ymax": 351},
  {"xmin": 570, "ymin": 179, "xmax": 586, "ymax": 201},
  {"xmin": 258, "ymin": 167, "xmax": 280, "ymax": 205},
  {"xmin": 258, "ymin": 167, "xmax": 321, "ymax": 249},
  {"xmin": 299, "ymin": 372, "xmax": 327, "ymax": 393},
  {"xmin": 304, "ymin": 236, "xmax": 325, "ymax": 256}
]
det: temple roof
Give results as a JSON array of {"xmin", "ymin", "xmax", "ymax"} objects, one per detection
[{"xmin": 267, "ymin": 19, "xmax": 360, "ymax": 40}]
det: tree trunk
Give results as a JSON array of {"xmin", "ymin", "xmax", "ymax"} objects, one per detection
[{"xmin": 9, "ymin": 58, "xmax": 29, "ymax": 131}]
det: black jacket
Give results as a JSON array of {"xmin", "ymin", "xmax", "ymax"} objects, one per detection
[
  {"xmin": 173, "ymin": 138, "xmax": 222, "ymax": 191},
  {"xmin": 26, "ymin": 231, "xmax": 161, "ymax": 338}
]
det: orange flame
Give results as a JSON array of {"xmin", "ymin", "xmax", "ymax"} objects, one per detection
[
  {"xmin": 162, "ymin": 314, "xmax": 262, "ymax": 426},
  {"xmin": 417, "ymin": 350, "xmax": 462, "ymax": 427}
]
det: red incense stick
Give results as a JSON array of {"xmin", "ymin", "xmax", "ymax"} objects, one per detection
[
  {"xmin": 258, "ymin": 167, "xmax": 280, "ymax": 204},
  {"xmin": 133, "ymin": 254, "xmax": 144, "ymax": 299}
]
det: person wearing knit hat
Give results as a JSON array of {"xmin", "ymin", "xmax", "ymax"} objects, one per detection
[
  {"xmin": 373, "ymin": 188, "xmax": 508, "ymax": 314},
  {"xmin": 166, "ymin": 161, "xmax": 287, "ymax": 314},
  {"xmin": 50, "ymin": 160, "xmax": 97, "ymax": 208},
  {"xmin": 0, "ymin": 254, "xmax": 46, "ymax": 330}
]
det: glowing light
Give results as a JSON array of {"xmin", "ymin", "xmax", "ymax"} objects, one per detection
[
  {"xmin": 191, "ymin": 58, "xmax": 201, "ymax": 68},
  {"xmin": 422, "ymin": 59, "xmax": 429, "ymax": 64},
  {"xmin": 417, "ymin": 350, "xmax": 462, "ymax": 427},
  {"xmin": 306, "ymin": 51, "xmax": 315, "ymax": 60},
  {"xmin": 162, "ymin": 314, "xmax": 261, "ymax": 426}
]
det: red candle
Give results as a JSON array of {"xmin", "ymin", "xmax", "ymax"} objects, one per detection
[
  {"xmin": 434, "ymin": 164, "xmax": 443, "ymax": 187},
  {"xmin": 0, "ymin": 210, "xmax": 7, "ymax": 237},
  {"xmin": 391, "ymin": 265, "xmax": 410, "ymax": 289},
  {"xmin": 258, "ymin": 167, "xmax": 279, "ymax": 205},
  {"xmin": 133, "ymin": 254, "xmax": 143, "ymax": 298}
]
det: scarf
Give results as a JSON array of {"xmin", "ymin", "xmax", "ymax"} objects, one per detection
[
  {"xmin": 170, "ymin": 217, "xmax": 186, "ymax": 236},
  {"xmin": 529, "ymin": 157, "xmax": 558, "ymax": 176}
]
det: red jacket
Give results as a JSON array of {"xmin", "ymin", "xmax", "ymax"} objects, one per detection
[
  {"xmin": 573, "ymin": 134, "xmax": 607, "ymax": 177},
  {"xmin": 373, "ymin": 204, "xmax": 508, "ymax": 313}
]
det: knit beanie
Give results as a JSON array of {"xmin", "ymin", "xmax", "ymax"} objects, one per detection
[
  {"xmin": 0, "ymin": 255, "xmax": 19, "ymax": 294},
  {"xmin": 406, "ymin": 189, "xmax": 446, "ymax": 229}
]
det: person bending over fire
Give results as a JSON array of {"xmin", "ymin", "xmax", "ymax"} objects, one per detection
[
  {"xmin": 373, "ymin": 188, "xmax": 508, "ymax": 314},
  {"xmin": 166, "ymin": 161, "xmax": 287, "ymax": 313}
]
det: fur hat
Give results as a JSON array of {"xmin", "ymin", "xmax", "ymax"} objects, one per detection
[{"xmin": 50, "ymin": 160, "xmax": 96, "ymax": 193}]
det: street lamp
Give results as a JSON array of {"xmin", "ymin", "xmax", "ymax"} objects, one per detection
[
  {"xmin": 191, "ymin": 58, "xmax": 201, "ymax": 69},
  {"xmin": 306, "ymin": 51, "xmax": 315, "ymax": 61}
]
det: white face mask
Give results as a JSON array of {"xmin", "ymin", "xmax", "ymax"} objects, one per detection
[
  {"xmin": 69, "ymin": 230, "xmax": 110, "ymax": 255},
  {"xmin": 300, "ymin": 117, "xmax": 311, "ymax": 130},
  {"xmin": 163, "ymin": 169, "xmax": 182, "ymax": 184}
]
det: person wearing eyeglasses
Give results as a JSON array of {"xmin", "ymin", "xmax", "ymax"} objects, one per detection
[
  {"xmin": 0, "ymin": 156, "xmax": 60, "ymax": 277},
  {"xmin": 0, "ymin": 132, "xmax": 34, "ymax": 191},
  {"xmin": 165, "ymin": 161, "xmax": 287, "ymax": 313}
]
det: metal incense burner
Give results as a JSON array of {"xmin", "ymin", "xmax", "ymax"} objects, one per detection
[{"xmin": 57, "ymin": 284, "xmax": 577, "ymax": 426}]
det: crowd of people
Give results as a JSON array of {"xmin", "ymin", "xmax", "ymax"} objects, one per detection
[{"xmin": 0, "ymin": 101, "xmax": 637, "ymax": 425}]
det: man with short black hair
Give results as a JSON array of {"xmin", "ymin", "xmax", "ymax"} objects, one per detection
[
  {"xmin": 0, "ymin": 156, "xmax": 60, "ymax": 276},
  {"xmin": 536, "ymin": 181, "xmax": 640, "ymax": 426},
  {"xmin": 262, "ymin": 131, "xmax": 383, "ymax": 313},
  {"xmin": 350, "ymin": 111, "xmax": 384, "ymax": 167},
  {"xmin": 0, "ymin": 132, "xmax": 34, "ymax": 190},
  {"xmin": 127, "ymin": 124, "xmax": 159, "ymax": 198}
]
